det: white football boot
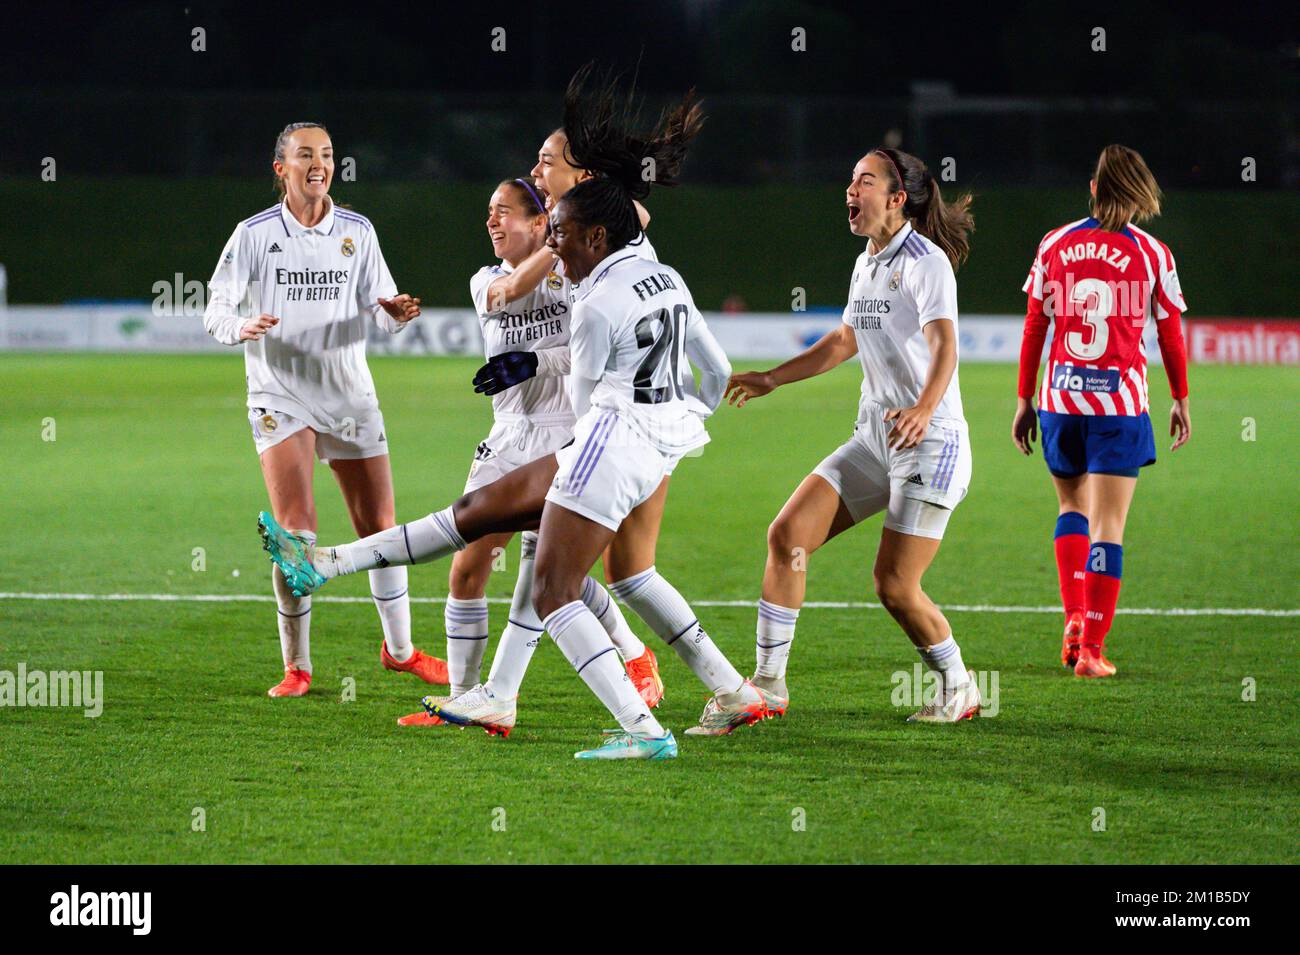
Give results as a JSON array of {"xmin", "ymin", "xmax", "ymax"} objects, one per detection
[
  {"xmin": 431, "ymin": 683, "xmax": 517, "ymax": 737},
  {"xmin": 684, "ymin": 680, "xmax": 769, "ymax": 736},
  {"xmin": 907, "ymin": 673, "xmax": 981, "ymax": 723}
]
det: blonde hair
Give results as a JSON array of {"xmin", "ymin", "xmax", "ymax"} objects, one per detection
[{"xmin": 1092, "ymin": 144, "xmax": 1161, "ymax": 232}]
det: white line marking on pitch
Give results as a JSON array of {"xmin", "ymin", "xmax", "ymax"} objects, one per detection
[{"xmin": 0, "ymin": 592, "xmax": 1295, "ymax": 617}]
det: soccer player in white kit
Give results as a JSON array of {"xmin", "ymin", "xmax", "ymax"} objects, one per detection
[
  {"xmin": 528, "ymin": 173, "xmax": 778, "ymax": 758},
  {"xmin": 727, "ymin": 148, "xmax": 983, "ymax": 723},
  {"xmin": 259, "ymin": 100, "xmax": 780, "ymax": 753},
  {"xmin": 204, "ymin": 122, "xmax": 448, "ymax": 698},
  {"xmin": 396, "ymin": 177, "xmax": 659, "ymax": 728}
]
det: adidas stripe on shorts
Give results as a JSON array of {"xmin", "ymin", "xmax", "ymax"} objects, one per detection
[
  {"xmin": 545, "ymin": 408, "xmax": 678, "ymax": 532},
  {"xmin": 813, "ymin": 401, "xmax": 971, "ymax": 540}
]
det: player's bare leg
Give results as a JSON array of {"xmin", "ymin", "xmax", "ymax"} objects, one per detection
[
  {"xmin": 1075, "ymin": 474, "xmax": 1137, "ymax": 678},
  {"xmin": 261, "ymin": 452, "xmax": 557, "ymax": 594},
  {"xmin": 330, "ymin": 454, "xmax": 448, "ymax": 686},
  {"xmin": 259, "ymin": 428, "xmax": 318, "ymax": 698},
  {"xmin": 529, "ymin": 504, "xmax": 675, "ymax": 759},
  {"xmin": 874, "ymin": 528, "xmax": 981, "ymax": 723},
  {"xmin": 752, "ymin": 474, "xmax": 857, "ymax": 705},
  {"xmin": 1051, "ymin": 473, "xmax": 1090, "ymax": 668}
]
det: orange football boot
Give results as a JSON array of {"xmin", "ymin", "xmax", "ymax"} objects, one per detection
[
  {"xmin": 268, "ymin": 666, "xmax": 312, "ymax": 698},
  {"xmin": 381, "ymin": 642, "xmax": 450, "ymax": 685},
  {"xmin": 1061, "ymin": 611, "xmax": 1085, "ymax": 669},
  {"xmin": 1074, "ymin": 645, "xmax": 1117, "ymax": 678},
  {"xmin": 397, "ymin": 710, "xmax": 447, "ymax": 726},
  {"xmin": 624, "ymin": 647, "xmax": 664, "ymax": 708}
]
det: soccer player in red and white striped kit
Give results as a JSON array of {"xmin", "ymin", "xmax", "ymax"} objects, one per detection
[{"xmin": 1013, "ymin": 144, "xmax": 1192, "ymax": 677}]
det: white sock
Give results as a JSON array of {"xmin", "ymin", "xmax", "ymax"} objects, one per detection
[
  {"xmin": 609, "ymin": 566, "xmax": 743, "ymax": 696},
  {"xmin": 581, "ymin": 576, "xmax": 645, "ymax": 661},
  {"xmin": 272, "ymin": 529, "xmax": 315, "ymax": 674},
  {"xmin": 486, "ymin": 532, "xmax": 543, "ymax": 699},
  {"xmin": 315, "ymin": 506, "xmax": 465, "ymax": 578},
  {"xmin": 370, "ymin": 564, "xmax": 413, "ymax": 661},
  {"xmin": 543, "ymin": 600, "xmax": 665, "ymax": 739},
  {"xmin": 445, "ymin": 596, "xmax": 489, "ymax": 695},
  {"xmin": 755, "ymin": 599, "xmax": 799, "ymax": 679},
  {"xmin": 918, "ymin": 635, "xmax": 971, "ymax": 695}
]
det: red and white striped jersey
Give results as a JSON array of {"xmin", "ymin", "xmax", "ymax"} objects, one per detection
[{"xmin": 1021, "ymin": 217, "xmax": 1186, "ymax": 415}]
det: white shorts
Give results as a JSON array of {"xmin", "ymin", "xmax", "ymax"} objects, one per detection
[
  {"xmin": 249, "ymin": 406, "xmax": 389, "ymax": 462},
  {"xmin": 464, "ymin": 420, "xmax": 575, "ymax": 493},
  {"xmin": 813, "ymin": 408, "xmax": 971, "ymax": 540},
  {"xmin": 546, "ymin": 410, "xmax": 677, "ymax": 532}
]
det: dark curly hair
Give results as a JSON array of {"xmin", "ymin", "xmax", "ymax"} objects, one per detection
[{"xmin": 558, "ymin": 63, "xmax": 705, "ymax": 252}]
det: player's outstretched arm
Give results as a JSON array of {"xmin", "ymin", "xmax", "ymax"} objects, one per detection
[
  {"xmin": 726, "ymin": 324, "xmax": 857, "ymax": 407},
  {"xmin": 485, "ymin": 245, "xmax": 559, "ymax": 311}
]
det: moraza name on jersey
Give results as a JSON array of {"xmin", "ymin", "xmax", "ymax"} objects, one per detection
[
  {"xmin": 497, "ymin": 300, "xmax": 567, "ymax": 346},
  {"xmin": 276, "ymin": 267, "xmax": 348, "ymax": 302},
  {"xmin": 631, "ymin": 272, "xmax": 678, "ymax": 302},
  {"xmin": 849, "ymin": 297, "xmax": 891, "ymax": 329},
  {"xmin": 1056, "ymin": 241, "xmax": 1132, "ymax": 272}
]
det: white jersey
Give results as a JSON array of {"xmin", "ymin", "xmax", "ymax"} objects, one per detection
[
  {"xmin": 566, "ymin": 229, "xmax": 656, "ymax": 299},
  {"xmin": 469, "ymin": 261, "xmax": 575, "ymax": 425},
  {"xmin": 569, "ymin": 251, "xmax": 730, "ymax": 456},
  {"xmin": 843, "ymin": 225, "xmax": 965, "ymax": 422},
  {"xmin": 203, "ymin": 199, "xmax": 405, "ymax": 432}
]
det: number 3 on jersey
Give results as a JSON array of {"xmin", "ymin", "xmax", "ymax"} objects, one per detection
[
  {"xmin": 633, "ymin": 303, "xmax": 688, "ymax": 404},
  {"xmin": 1063, "ymin": 278, "xmax": 1113, "ymax": 361}
]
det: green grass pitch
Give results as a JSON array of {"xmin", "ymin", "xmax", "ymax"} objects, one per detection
[{"xmin": 0, "ymin": 353, "xmax": 1295, "ymax": 864}]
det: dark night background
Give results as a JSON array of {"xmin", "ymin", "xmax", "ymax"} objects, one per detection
[{"xmin": 0, "ymin": 1, "xmax": 1295, "ymax": 310}]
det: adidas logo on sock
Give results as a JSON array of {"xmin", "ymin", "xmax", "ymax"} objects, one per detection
[
  {"xmin": 269, "ymin": 243, "xmax": 282, "ymax": 253},
  {"xmin": 907, "ymin": 473, "xmax": 924, "ymax": 486}
]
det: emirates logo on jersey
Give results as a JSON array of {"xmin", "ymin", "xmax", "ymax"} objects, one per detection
[{"xmin": 341, "ymin": 237, "xmax": 355, "ymax": 257}]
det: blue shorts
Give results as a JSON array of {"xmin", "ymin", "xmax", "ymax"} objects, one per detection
[{"xmin": 1039, "ymin": 410, "xmax": 1156, "ymax": 478}]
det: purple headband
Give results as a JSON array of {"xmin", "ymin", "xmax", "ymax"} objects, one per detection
[
  {"xmin": 514, "ymin": 178, "xmax": 548, "ymax": 216},
  {"xmin": 873, "ymin": 149, "xmax": 905, "ymax": 192}
]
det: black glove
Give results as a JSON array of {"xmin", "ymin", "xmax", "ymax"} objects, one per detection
[{"xmin": 472, "ymin": 351, "xmax": 540, "ymax": 396}]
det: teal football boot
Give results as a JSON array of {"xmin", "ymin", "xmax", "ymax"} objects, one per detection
[
  {"xmin": 574, "ymin": 729, "xmax": 678, "ymax": 761},
  {"xmin": 258, "ymin": 511, "xmax": 327, "ymax": 597}
]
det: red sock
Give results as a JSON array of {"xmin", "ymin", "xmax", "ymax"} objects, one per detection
[
  {"xmin": 1053, "ymin": 513, "xmax": 1090, "ymax": 617},
  {"xmin": 1083, "ymin": 572, "xmax": 1122, "ymax": 650},
  {"xmin": 1054, "ymin": 534, "xmax": 1089, "ymax": 617}
]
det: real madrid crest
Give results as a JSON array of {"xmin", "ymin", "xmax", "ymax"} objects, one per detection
[
  {"xmin": 341, "ymin": 237, "xmax": 355, "ymax": 257},
  {"xmin": 888, "ymin": 271, "xmax": 901, "ymax": 291},
  {"xmin": 546, "ymin": 271, "xmax": 563, "ymax": 291},
  {"xmin": 261, "ymin": 414, "xmax": 278, "ymax": 432}
]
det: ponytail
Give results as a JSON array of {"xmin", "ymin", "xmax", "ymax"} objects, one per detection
[
  {"xmin": 873, "ymin": 147, "xmax": 973, "ymax": 269},
  {"xmin": 1092, "ymin": 143, "xmax": 1161, "ymax": 233},
  {"xmin": 562, "ymin": 62, "xmax": 705, "ymax": 201}
]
